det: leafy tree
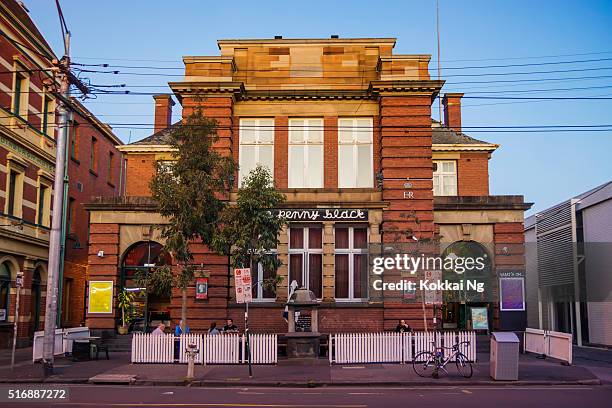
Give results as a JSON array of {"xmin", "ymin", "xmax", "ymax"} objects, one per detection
[
  {"xmin": 149, "ymin": 110, "xmax": 235, "ymax": 331},
  {"xmin": 212, "ymin": 165, "xmax": 286, "ymax": 294}
]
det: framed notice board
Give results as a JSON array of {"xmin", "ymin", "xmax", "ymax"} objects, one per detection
[{"xmin": 88, "ymin": 281, "xmax": 113, "ymax": 314}]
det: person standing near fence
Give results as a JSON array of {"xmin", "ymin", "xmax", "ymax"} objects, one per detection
[
  {"xmin": 208, "ymin": 322, "xmax": 220, "ymax": 335},
  {"xmin": 395, "ymin": 320, "xmax": 411, "ymax": 333},
  {"xmin": 222, "ymin": 319, "xmax": 239, "ymax": 333},
  {"xmin": 152, "ymin": 323, "xmax": 166, "ymax": 335},
  {"xmin": 175, "ymin": 320, "xmax": 190, "ymax": 335}
]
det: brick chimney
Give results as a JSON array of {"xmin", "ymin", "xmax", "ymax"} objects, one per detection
[
  {"xmin": 153, "ymin": 94, "xmax": 175, "ymax": 133},
  {"xmin": 442, "ymin": 93, "xmax": 464, "ymax": 132}
]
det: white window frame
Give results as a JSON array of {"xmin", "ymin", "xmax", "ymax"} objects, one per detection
[
  {"xmin": 338, "ymin": 117, "xmax": 373, "ymax": 188},
  {"xmin": 433, "ymin": 160, "xmax": 458, "ymax": 196},
  {"xmin": 334, "ymin": 226, "xmax": 369, "ymax": 302},
  {"xmin": 252, "ymin": 250, "xmax": 278, "ymax": 302},
  {"xmin": 288, "ymin": 226, "xmax": 323, "ymax": 299},
  {"xmin": 238, "ymin": 118, "xmax": 274, "ymax": 186},
  {"xmin": 288, "ymin": 118, "xmax": 324, "ymax": 188}
]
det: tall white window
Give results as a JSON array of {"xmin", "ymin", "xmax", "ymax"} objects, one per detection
[
  {"xmin": 433, "ymin": 160, "xmax": 457, "ymax": 196},
  {"xmin": 338, "ymin": 118, "xmax": 373, "ymax": 188},
  {"xmin": 239, "ymin": 118, "xmax": 274, "ymax": 185},
  {"xmin": 288, "ymin": 118, "xmax": 323, "ymax": 188}
]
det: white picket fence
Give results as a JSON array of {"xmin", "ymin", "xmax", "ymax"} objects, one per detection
[
  {"xmin": 329, "ymin": 331, "xmax": 476, "ymax": 364},
  {"xmin": 246, "ymin": 333, "xmax": 278, "ymax": 364},
  {"xmin": 523, "ymin": 328, "xmax": 572, "ymax": 364},
  {"xmin": 131, "ymin": 333, "xmax": 277, "ymax": 364}
]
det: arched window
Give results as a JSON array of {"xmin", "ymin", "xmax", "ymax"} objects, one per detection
[
  {"xmin": 121, "ymin": 241, "xmax": 171, "ymax": 286},
  {"xmin": 122, "ymin": 242, "xmax": 170, "ymax": 268},
  {"xmin": 441, "ymin": 240, "xmax": 492, "ymax": 302},
  {"xmin": 0, "ymin": 262, "xmax": 11, "ymax": 322},
  {"xmin": 120, "ymin": 242, "xmax": 172, "ymax": 333}
]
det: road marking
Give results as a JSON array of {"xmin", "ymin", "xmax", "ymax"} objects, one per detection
[
  {"xmin": 54, "ymin": 404, "xmax": 367, "ymax": 407},
  {"xmin": 341, "ymin": 366, "xmax": 365, "ymax": 369},
  {"xmin": 462, "ymin": 389, "xmax": 472, "ymax": 394},
  {"xmin": 348, "ymin": 392, "xmax": 382, "ymax": 395}
]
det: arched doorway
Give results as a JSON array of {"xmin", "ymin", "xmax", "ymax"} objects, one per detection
[
  {"xmin": 120, "ymin": 241, "xmax": 171, "ymax": 333},
  {"xmin": 30, "ymin": 268, "xmax": 42, "ymax": 334},
  {"xmin": 440, "ymin": 241, "xmax": 492, "ymax": 330},
  {"xmin": 0, "ymin": 261, "xmax": 12, "ymax": 323}
]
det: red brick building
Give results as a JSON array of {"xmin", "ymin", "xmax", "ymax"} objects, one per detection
[
  {"xmin": 85, "ymin": 37, "xmax": 530, "ymax": 336},
  {"xmin": 0, "ymin": 0, "xmax": 122, "ymax": 347}
]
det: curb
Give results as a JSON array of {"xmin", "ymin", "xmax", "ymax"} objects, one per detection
[{"xmin": 0, "ymin": 378, "xmax": 601, "ymax": 387}]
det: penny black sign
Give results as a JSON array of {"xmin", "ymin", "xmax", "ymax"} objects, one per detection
[{"xmin": 274, "ymin": 209, "xmax": 368, "ymax": 222}]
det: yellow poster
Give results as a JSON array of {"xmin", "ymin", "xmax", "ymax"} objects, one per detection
[{"xmin": 88, "ymin": 281, "xmax": 113, "ymax": 314}]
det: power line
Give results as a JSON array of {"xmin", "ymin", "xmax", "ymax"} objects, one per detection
[
  {"xmin": 71, "ymin": 50, "xmax": 612, "ymax": 64},
  {"xmin": 72, "ymin": 65, "xmax": 612, "ymax": 78},
  {"xmin": 73, "ymin": 57, "xmax": 612, "ymax": 72}
]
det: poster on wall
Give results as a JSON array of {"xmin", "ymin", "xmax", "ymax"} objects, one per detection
[
  {"xmin": 470, "ymin": 307, "xmax": 489, "ymax": 330},
  {"xmin": 195, "ymin": 277, "xmax": 208, "ymax": 300},
  {"xmin": 88, "ymin": 281, "xmax": 113, "ymax": 314},
  {"xmin": 234, "ymin": 268, "xmax": 252, "ymax": 304},
  {"xmin": 499, "ymin": 277, "xmax": 526, "ymax": 311}
]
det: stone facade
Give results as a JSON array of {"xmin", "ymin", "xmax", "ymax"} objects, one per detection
[{"xmin": 85, "ymin": 37, "xmax": 531, "ymax": 336}]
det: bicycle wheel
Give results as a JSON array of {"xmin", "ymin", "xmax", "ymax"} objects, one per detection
[
  {"xmin": 412, "ymin": 351, "xmax": 437, "ymax": 378},
  {"xmin": 455, "ymin": 352, "xmax": 473, "ymax": 378}
]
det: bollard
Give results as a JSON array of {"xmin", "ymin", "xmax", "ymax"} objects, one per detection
[{"xmin": 185, "ymin": 343, "xmax": 199, "ymax": 380}]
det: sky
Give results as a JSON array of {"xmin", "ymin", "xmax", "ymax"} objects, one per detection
[{"xmin": 24, "ymin": 0, "xmax": 612, "ymax": 215}]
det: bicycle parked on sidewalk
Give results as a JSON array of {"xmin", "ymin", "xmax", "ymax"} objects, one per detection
[{"xmin": 412, "ymin": 336, "xmax": 473, "ymax": 378}]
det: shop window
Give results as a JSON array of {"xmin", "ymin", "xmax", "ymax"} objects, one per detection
[
  {"xmin": 0, "ymin": 262, "xmax": 11, "ymax": 322},
  {"xmin": 338, "ymin": 118, "xmax": 373, "ymax": 188},
  {"xmin": 334, "ymin": 226, "xmax": 368, "ymax": 300},
  {"xmin": 288, "ymin": 118, "xmax": 323, "ymax": 188},
  {"xmin": 288, "ymin": 226, "xmax": 323, "ymax": 298},
  {"xmin": 239, "ymin": 118, "xmax": 274, "ymax": 185},
  {"xmin": 433, "ymin": 160, "xmax": 457, "ymax": 196}
]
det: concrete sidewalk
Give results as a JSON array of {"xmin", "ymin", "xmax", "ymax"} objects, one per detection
[{"xmin": 0, "ymin": 350, "xmax": 605, "ymax": 387}]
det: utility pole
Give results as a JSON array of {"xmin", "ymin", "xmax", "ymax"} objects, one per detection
[
  {"xmin": 41, "ymin": 38, "xmax": 70, "ymax": 376},
  {"xmin": 436, "ymin": 0, "xmax": 443, "ymax": 122},
  {"xmin": 42, "ymin": 0, "xmax": 88, "ymax": 376}
]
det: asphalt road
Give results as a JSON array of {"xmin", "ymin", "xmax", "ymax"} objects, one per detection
[{"xmin": 2, "ymin": 385, "xmax": 611, "ymax": 408}]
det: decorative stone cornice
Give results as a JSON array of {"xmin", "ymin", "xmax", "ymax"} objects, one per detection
[
  {"xmin": 242, "ymin": 89, "xmax": 373, "ymax": 101},
  {"xmin": 369, "ymin": 80, "xmax": 445, "ymax": 98},
  {"xmin": 85, "ymin": 196, "xmax": 158, "ymax": 212},
  {"xmin": 116, "ymin": 144, "xmax": 176, "ymax": 153},
  {"xmin": 432, "ymin": 143, "xmax": 498, "ymax": 152},
  {"xmin": 168, "ymin": 81, "xmax": 245, "ymax": 102},
  {"xmin": 434, "ymin": 196, "xmax": 533, "ymax": 211}
]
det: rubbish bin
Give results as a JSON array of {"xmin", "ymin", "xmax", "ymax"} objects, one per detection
[{"xmin": 490, "ymin": 332, "xmax": 519, "ymax": 380}]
